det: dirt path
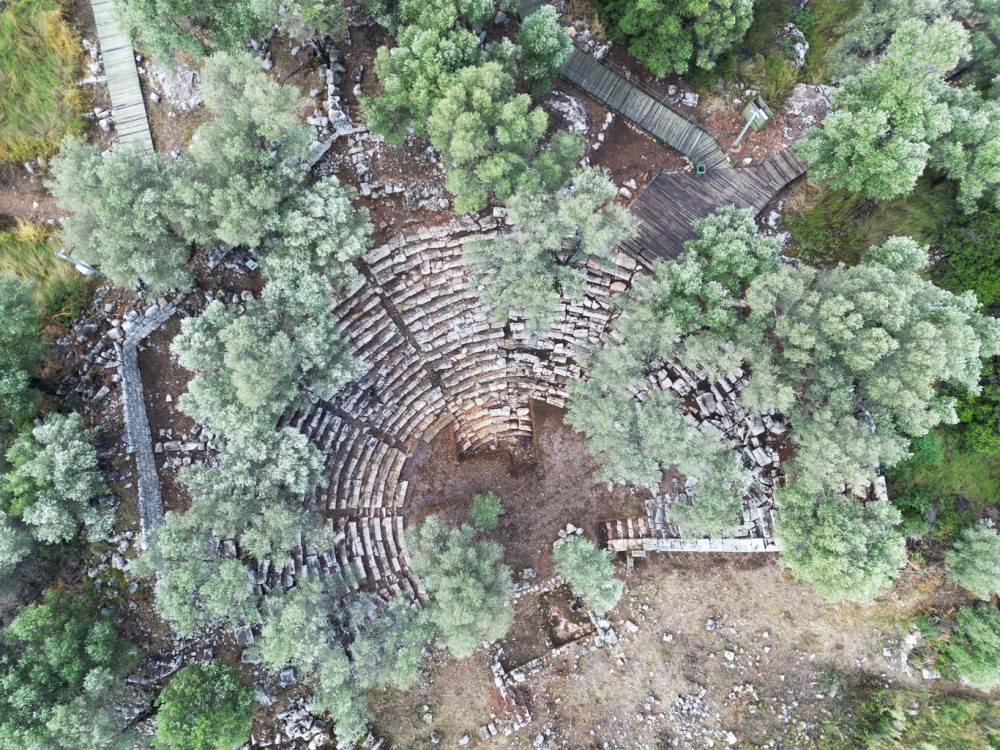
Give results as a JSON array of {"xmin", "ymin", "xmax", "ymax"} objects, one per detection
[{"xmin": 402, "ymin": 401, "xmax": 647, "ymax": 578}]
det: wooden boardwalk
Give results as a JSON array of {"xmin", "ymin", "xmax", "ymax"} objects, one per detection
[
  {"xmin": 622, "ymin": 148, "xmax": 807, "ymax": 265},
  {"xmin": 91, "ymin": 0, "xmax": 154, "ymax": 153},
  {"xmin": 560, "ymin": 50, "xmax": 729, "ymax": 171}
]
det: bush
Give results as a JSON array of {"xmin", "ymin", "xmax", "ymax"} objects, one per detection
[
  {"xmin": 823, "ymin": 680, "xmax": 1000, "ymax": 748},
  {"xmin": 945, "ymin": 519, "xmax": 1000, "ymax": 599},
  {"xmin": 470, "ymin": 492, "xmax": 504, "ymax": 530},
  {"xmin": 0, "ymin": 0, "xmax": 84, "ymax": 162},
  {"xmin": 0, "ymin": 275, "xmax": 43, "ymax": 428},
  {"xmin": 153, "ymin": 662, "xmax": 255, "ymax": 750},
  {"xmin": 932, "ymin": 206, "xmax": 1000, "ymax": 308},
  {"xmin": 945, "ymin": 604, "xmax": 1000, "ymax": 691},
  {"xmin": 552, "ymin": 536, "xmax": 623, "ymax": 615}
]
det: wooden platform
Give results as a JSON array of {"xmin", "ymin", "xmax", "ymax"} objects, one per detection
[
  {"xmin": 560, "ymin": 50, "xmax": 729, "ymax": 171},
  {"xmin": 622, "ymin": 149, "xmax": 807, "ymax": 265},
  {"xmin": 91, "ymin": 0, "xmax": 154, "ymax": 153}
]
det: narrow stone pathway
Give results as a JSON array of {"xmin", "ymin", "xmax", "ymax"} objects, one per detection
[{"xmin": 90, "ymin": 0, "xmax": 154, "ymax": 153}]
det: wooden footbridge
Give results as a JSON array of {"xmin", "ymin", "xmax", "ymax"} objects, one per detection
[
  {"xmin": 560, "ymin": 50, "xmax": 730, "ymax": 171},
  {"xmin": 91, "ymin": 0, "xmax": 154, "ymax": 153},
  {"xmin": 621, "ymin": 149, "xmax": 807, "ymax": 265}
]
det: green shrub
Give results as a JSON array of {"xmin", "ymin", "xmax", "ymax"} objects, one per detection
[
  {"xmin": 470, "ymin": 492, "xmax": 504, "ymax": 530},
  {"xmin": 153, "ymin": 662, "xmax": 255, "ymax": 750},
  {"xmin": 0, "ymin": 0, "xmax": 85, "ymax": 162},
  {"xmin": 955, "ymin": 359, "xmax": 1000, "ymax": 456},
  {"xmin": 945, "ymin": 519, "xmax": 1000, "ymax": 600},
  {"xmin": 932, "ymin": 206, "xmax": 1000, "ymax": 307},
  {"xmin": 945, "ymin": 604, "xmax": 1000, "ymax": 691}
]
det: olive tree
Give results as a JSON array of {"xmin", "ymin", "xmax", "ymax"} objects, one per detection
[
  {"xmin": 1, "ymin": 413, "xmax": 112, "ymax": 545},
  {"xmin": 553, "ymin": 536, "xmax": 623, "ymax": 614},
  {"xmin": 467, "ymin": 166, "xmax": 636, "ymax": 337},
  {"xmin": 406, "ymin": 515, "xmax": 513, "ymax": 657},
  {"xmin": 774, "ymin": 481, "xmax": 906, "ymax": 604},
  {"xmin": 797, "ymin": 18, "xmax": 970, "ymax": 200}
]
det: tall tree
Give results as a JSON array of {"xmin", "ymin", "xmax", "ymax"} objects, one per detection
[
  {"xmin": 47, "ymin": 139, "xmax": 192, "ymax": 294},
  {"xmin": 0, "ymin": 589, "xmax": 136, "ymax": 749},
  {"xmin": 426, "ymin": 62, "xmax": 572, "ymax": 212},
  {"xmin": 169, "ymin": 51, "xmax": 312, "ymax": 250},
  {"xmin": 262, "ymin": 177, "xmax": 372, "ymax": 291},
  {"xmin": 466, "ymin": 166, "xmax": 636, "ymax": 337},
  {"xmin": 114, "ymin": 0, "xmax": 344, "ymax": 62},
  {"xmin": 518, "ymin": 6, "xmax": 573, "ymax": 89},
  {"xmin": 406, "ymin": 515, "xmax": 513, "ymax": 657},
  {"xmin": 774, "ymin": 481, "xmax": 907, "ymax": 604},
  {"xmin": 797, "ymin": 18, "xmax": 971, "ymax": 200},
  {"xmin": 361, "ymin": 0, "xmax": 482, "ymax": 144},
  {"xmin": 739, "ymin": 236, "xmax": 1000, "ymax": 490},
  {"xmin": 931, "ymin": 86, "xmax": 1000, "ymax": 212},
  {"xmin": 553, "ymin": 536, "xmax": 623, "ymax": 614}
]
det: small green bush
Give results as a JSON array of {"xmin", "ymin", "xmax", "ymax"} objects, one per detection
[
  {"xmin": 955, "ymin": 358, "xmax": 1000, "ymax": 456},
  {"xmin": 153, "ymin": 662, "xmax": 255, "ymax": 750},
  {"xmin": 470, "ymin": 492, "xmax": 504, "ymax": 530},
  {"xmin": 944, "ymin": 604, "xmax": 1000, "ymax": 691},
  {"xmin": 945, "ymin": 519, "xmax": 1000, "ymax": 600}
]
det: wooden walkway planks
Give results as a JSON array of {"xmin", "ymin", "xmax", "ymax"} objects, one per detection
[
  {"xmin": 622, "ymin": 149, "xmax": 807, "ymax": 266},
  {"xmin": 560, "ymin": 49, "xmax": 729, "ymax": 171},
  {"xmin": 90, "ymin": 0, "xmax": 154, "ymax": 154},
  {"xmin": 517, "ymin": 0, "xmax": 548, "ymax": 18}
]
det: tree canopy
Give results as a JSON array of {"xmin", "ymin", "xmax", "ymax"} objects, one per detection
[
  {"xmin": 153, "ymin": 662, "xmax": 255, "ymax": 750},
  {"xmin": 0, "ymin": 589, "xmax": 135, "ymax": 750},
  {"xmin": 407, "ymin": 515, "xmax": 514, "ymax": 657},
  {"xmin": 1, "ymin": 413, "xmax": 112, "ymax": 546},
  {"xmin": 596, "ymin": 0, "xmax": 753, "ymax": 76},
  {"xmin": 553, "ymin": 536, "xmax": 623, "ymax": 615},
  {"xmin": 467, "ymin": 166, "xmax": 636, "ymax": 337}
]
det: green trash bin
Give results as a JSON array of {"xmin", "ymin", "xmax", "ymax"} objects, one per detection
[{"xmin": 695, "ymin": 164, "xmax": 707, "ymax": 177}]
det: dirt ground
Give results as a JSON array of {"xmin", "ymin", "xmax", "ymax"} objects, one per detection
[
  {"xmin": 372, "ymin": 549, "xmax": 930, "ymax": 749},
  {"xmin": 402, "ymin": 401, "xmax": 646, "ymax": 579},
  {"xmin": 138, "ymin": 322, "xmax": 195, "ymax": 513}
]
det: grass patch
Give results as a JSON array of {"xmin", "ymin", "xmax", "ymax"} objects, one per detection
[
  {"xmin": 0, "ymin": 220, "xmax": 94, "ymax": 320},
  {"xmin": 0, "ymin": 0, "xmax": 86, "ymax": 162},
  {"xmin": 690, "ymin": 0, "xmax": 859, "ymax": 103},
  {"xmin": 782, "ymin": 177, "xmax": 958, "ymax": 266},
  {"xmin": 820, "ymin": 680, "xmax": 1000, "ymax": 749},
  {"xmin": 888, "ymin": 430, "xmax": 1000, "ymax": 544},
  {"xmin": 798, "ymin": 0, "xmax": 860, "ymax": 84}
]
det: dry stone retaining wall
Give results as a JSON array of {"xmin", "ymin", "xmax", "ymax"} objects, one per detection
[{"xmin": 117, "ymin": 295, "xmax": 186, "ymax": 536}]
